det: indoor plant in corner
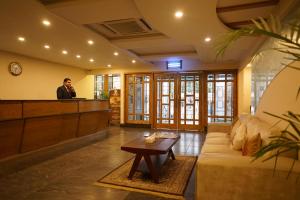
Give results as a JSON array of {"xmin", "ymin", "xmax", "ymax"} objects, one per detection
[{"xmin": 217, "ymin": 16, "xmax": 300, "ymax": 175}]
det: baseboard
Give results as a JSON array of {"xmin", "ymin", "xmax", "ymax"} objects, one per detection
[{"xmin": 120, "ymin": 123, "xmax": 152, "ymax": 128}]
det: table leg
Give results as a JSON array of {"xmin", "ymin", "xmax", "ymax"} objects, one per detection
[
  {"xmin": 128, "ymin": 153, "xmax": 142, "ymax": 179},
  {"xmin": 144, "ymin": 154, "xmax": 159, "ymax": 183},
  {"xmin": 168, "ymin": 149, "xmax": 176, "ymax": 160}
]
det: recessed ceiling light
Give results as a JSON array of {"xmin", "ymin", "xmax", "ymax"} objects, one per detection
[
  {"xmin": 89, "ymin": 58, "xmax": 94, "ymax": 63},
  {"xmin": 247, "ymin": 63, "xmax": 252, "ymax": 67},
  {"xmin": 204, "ymin": 37, "xmax": 211, "ymax": 42},
  {"xmin": 113, "ymin": 52, "xmax": 119, "ymax": 56},
  {"xmin": 132, "ymin": 59, "xmax": 136, "ymax": 63},
  {"xmin": 44, "ymin": 44, "xmax": 50, "ymax": 49},
  {"xmin": 175, "ymin": 11, "xmax": 183, "ymax": 18},
  {"xmin": 107, "ymin": 64, "xmax": 111, "ymax": 67},
  {"xmin": 42, "ymin": 19, "xmax": 51, "ymax": 26},
  {"xmin": 87, "ymin": 40, "xmax": 94, "ymax": 45},
  {"xmin": 62, "ymin": 50, "xmax": 68, "ymax": 55},
  {"xmin": 76, "ymin": 55, "xmax": 81, "ymax": 58},
  {"xmin": 18, "ymin": 37, "xmax": 25, "ymax": 42}
]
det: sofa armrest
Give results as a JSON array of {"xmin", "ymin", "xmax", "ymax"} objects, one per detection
[
  {"xmin": 207, "ymin": 123, "xmax": 231, "ymax": 134},
  {"xmin": 196, "ymin": 154, "xmax": 300, "ymax": 200}
]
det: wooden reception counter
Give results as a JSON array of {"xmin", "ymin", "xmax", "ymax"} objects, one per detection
[{"xmin": 0, "ymin": 100, "xmax": 110, "ymax": 160}]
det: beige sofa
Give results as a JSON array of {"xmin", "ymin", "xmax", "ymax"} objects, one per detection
[{"xmin": 196, "ymin": 116, "xmax": 300, "ymax": 200}]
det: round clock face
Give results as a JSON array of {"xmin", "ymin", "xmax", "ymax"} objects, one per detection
[{"xmin": 9, "ymin": 62, "xmax": 22, "ymax": 76}]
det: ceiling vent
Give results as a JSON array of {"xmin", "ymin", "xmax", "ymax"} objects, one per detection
[{"xmin": 85, "ymin": 18, "xmax": 163, "ymax": 40}]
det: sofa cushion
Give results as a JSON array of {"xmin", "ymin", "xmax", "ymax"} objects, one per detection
[
  {"xmin": 230, "ymin": 119, "xmax": 241, "ymax": 141},
  {"xmin": 232, "ymin": 123, "xmax": 247, "ymax": 150},
  {"xmin": 242, "ymin": 133, "xmax": 262, "ymax": 156}
]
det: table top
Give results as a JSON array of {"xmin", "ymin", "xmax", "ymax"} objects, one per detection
[{"xmin": 121, "ymin": 136, "xmax": 180, "ymax": 154}]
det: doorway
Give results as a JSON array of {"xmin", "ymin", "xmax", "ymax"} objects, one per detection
[{"xmin": 154, "ymin": 72, "xmax": 202, "ymax": 130}]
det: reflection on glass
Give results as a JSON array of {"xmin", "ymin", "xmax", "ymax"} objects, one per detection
[
  {"xmin": 162, "ymin": 96, "xmax": 169, "ymax": 104},
  {"xmin": 195, "ymin": 101, "xmax": 199, "ymax": 120},
  {"xmin": 181, "ymin": 101, "xmax": 185, "ymax": 119},
  {"xmin": 181, "ymin": 81, "xmax": 185, "ymax": 99},
  {"xmin": 186, "ymin": 81, "xmax": 193, "ymax": 95},
  {"xmin": 207, "ymin": 82, "xmax": 214, "ymax": 116},
  {"xmin": 186, "ymin": 96, "xmax": 194, "ymax": 104},
  {"xmin": 162, "ymin": 105, "xmax": 169, "ymax": 118},
  {"xmin": 216, "ymin": 74, "xmax": 225, "ymax": 80},
  {"xmin": 195, "ymin": 80, "xmax": 199, "ymax": 99},
  {"xmin": 216, "ymin": 82, "xmax": 225, "ymax": 116},
  {"xmin": 170, "ymin": 82, "xmax": 174, "ymax": 99},
  {"xmin": 170, "ymin": 101, "xmax": 174, "ymax": 118},
  {"xmin": 186, "ymin": 105, "xmax": 193, "ymax": 119},
  {"xmin": 162, "ymin": 82, "xmax": 169, "ymax": 95}
]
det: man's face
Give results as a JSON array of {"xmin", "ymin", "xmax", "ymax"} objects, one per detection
[{"xmin": 64, "ymin": 80, "xmax": 72, "ymax": 88}]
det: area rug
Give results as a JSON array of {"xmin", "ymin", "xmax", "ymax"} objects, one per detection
[{"xmin": 95, "ymin": 156, "xmax": 197, "ymax": 199}]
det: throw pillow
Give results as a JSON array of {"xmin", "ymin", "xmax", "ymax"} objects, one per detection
[
  {"xmin": 242, "ymin": 133, "xmax": 262, "ymax": 156},
  {"xmin": 230, "ymin": 119, "xmax": 241, "ymax": 141},
  {"xmin": 232, "ymin": 123, "xmax": 247, "ymax": 150}
]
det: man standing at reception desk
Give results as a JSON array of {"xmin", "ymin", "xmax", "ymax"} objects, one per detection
[{"xmin": 57, "ymin": 78, "xmax": 76, "ymax": 99}]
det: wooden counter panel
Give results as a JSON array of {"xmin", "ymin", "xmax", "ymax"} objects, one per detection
[
  {"xmin": 0, "ymin": 103, "xmax": 22, "ymax": 121},
  {"xmin": 0, "ymin": 120, "xmax": 23, "ymax": 159},
  {"xmin": 77, "ymin": 112, "xmax": 107, "ymax": 136},
  {"xmin": 97, "ymin": 111, "xmax": 110, "ymax": 131},
  {"xmin": 23, "ymin": 101, "xmax": 77, "ymax": 118},
  {"xmin": 21, "ymin": 116, "xmax": 62, "ymax": 152},
  {"xmin": 79, "ymin": 101, "xmax": 109, "ymax": 112},
  {"xmin": 60, "ymin": 114, "xmax": 79, "ymax": 141}
]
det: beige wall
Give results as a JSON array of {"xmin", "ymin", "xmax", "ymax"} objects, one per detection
[
  {"xmin": 237, "ymin": 66, "xmax": 252, "ymax": 115},
  {"xmin": 0, "ymin": 51, "xmax": 94, "ymax": 100},
  {"xmin": 256, "ymin": 61, "xmax": 300, "ymax": 129}
]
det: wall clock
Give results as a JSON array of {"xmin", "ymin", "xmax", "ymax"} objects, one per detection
[{"xmin": 8, "ymin": 62, "xmax": 22, "ymax": 76}]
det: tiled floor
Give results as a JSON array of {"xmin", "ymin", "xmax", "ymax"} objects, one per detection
[{"xmin": 0, "ymin": 127, "xmax": 204, "ymax": 200}]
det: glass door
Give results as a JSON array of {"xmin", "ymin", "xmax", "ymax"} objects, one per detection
[
  {"xmin": 179, "ymin": 74, "xmax": 201, "ymax": 130},
  {"xmin": 125, "ymin": 74, "xmax": 152, "ymax": 124},
  {"xmin": 154, "ymin": 73, "xmax": 177, "ymax": 129}
]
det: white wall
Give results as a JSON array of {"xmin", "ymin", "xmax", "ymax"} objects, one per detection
[
  {"xmin": 238, "ymin": 66, "xmax": 252, "ymax": 115},
  {"xmin": 0, "ymin": 51, "xmax": 94, "ymax": 100}
]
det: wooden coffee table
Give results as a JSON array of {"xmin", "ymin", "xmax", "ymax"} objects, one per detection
[{"xmin": 121, "ymin": 136, "xmax": 180, "ymax": 183}]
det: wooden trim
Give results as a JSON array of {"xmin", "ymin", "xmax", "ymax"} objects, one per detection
[{"xmin": 216, "ymin": 0, "xmax": 279, "ymax": 13}]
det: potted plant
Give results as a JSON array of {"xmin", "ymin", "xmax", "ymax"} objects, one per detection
[{"xmin": 217, "ymin": 16, "xmax": 300, "ymax": 175}]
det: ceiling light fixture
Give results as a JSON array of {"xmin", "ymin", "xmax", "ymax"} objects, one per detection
[
  {"xmin": 87, "ymin": 40, "xmax": 94, "ymax": 45},
  {"xmin": 76, "ymin": 55, "xmax": 81, "ymax": 58},
  {"xmin": 62, "ymin": 50, "xmax": 68, "ymax": 55},
  {"xmin": 42, "ymin": 19, "xmax": 51, "ymax": 26},
  {"xmin": 247, "ymin": 63, "xmax": 252, "ymax": 68},
  {"xmin": 113, "ymin": 52, "xmax": 119, "ymax": 56},
  {"xmin": 18, "ymin": 37, "xmax": 25, "ymax": 42},
  {"xmin": 132, "ymin": 59, "xmax": 136, "ymax": 63},
  {"xmin": 175, "ymin": 11, "xmax": 183, "ymax": 18},
  {"xmin": 44, "ymin": 44, "xmax": 50, "ymax": 49},
  {"xmin": 204, "ymin": 37, "xmax": 211, "ymax": 42},
  {"xmin": 89, "ymin": 58, "xmax": 94, "ymax": 63},
  {"xmin": 107, "ymin": 64, "xmax": 111, "ymax": 67}
]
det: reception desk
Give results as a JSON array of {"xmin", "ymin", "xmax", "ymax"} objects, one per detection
[{"xmin": 0, "ymin": 100, "xmax": 110, "ymax": 160}]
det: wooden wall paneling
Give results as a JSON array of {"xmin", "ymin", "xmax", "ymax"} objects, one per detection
[
  {"xmin": 60, "ymin": 114, "xmax": 79, "ymax": 141},
  {"xmin": 79, "ymin": 100, "xmax": 109, "ymax": 112},
  {"xmin": 23, "ymin": 101, "xmax": 77, "ymax": 118},
  {"xmin": 0, "ymin": 120, "xmax": 23, "ymax": 159},
  {"xmin": 77, "ymin": 112, "xmax": 101, "ymax": 137},
  {"xmin": 21, "ymin": 116, "xmax": 63, "ymax": 152},
  {"xmin": 0, "ymin": 101, "xmax": 22, "ymax": 121}
]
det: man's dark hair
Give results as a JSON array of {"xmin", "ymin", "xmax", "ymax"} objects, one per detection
[{"xmin": 63, "ymin": 78, "xmax": 71, "ymax": 83}]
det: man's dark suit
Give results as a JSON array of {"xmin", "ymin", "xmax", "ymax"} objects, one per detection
[{"xmin": 56, "ymin": 85, "xmax": 76, "ymax": 99}]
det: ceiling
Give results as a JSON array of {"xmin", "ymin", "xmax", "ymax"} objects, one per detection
[{"xmin": 0, "ymin": 0, "xmax": 296, "ymax": 70}]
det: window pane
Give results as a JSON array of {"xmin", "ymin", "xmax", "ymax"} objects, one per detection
[
  {"xmin": 207, "ymin": 74, "xmax": 214, "ymax": 80},
  {"xmin": 170, "ymin": 82, "xmax": 175, "ymax": 99},
  {"xmin": 162, "ymin": 105, "xmax": 169, "ymax": 118},
  {"xmin": 186, "ymin": 81, "xmax": 193, "ymax": 95},
  {"xmin": 195, "ymin": 80, "xmax": 199, "ymax": 99},
  {"xmin": 135, "ymin": 80, "xmax": 142, "ymax": 114},
  {"xmin": 226, "ymin": 82, "xmax": 233, "ymax": 117},
  {"xmin": 186, "ymin": 105, "xmax": 193, "ymax": 119},
  {"xmin": 195, "ymin": 101, "xmax": 199, "ymax": 120},
  {"xmin": 170, "ymin": 100, "xmax": 174, "ymax": 119},
  {"xmin": 207, "ymin": 82, "xmax": 214, "ymax": 116},
  {"xmin": 186, "ymin": 96, "xmax": 194, "ymax": 104},
  {"xmin": 181, "ymin": 81, "xmax": 185, "ymax": 99},
  {"xmin": 181, "ymin": 101, "xmax": 185, "ymax": 119},
  {"xmin": 215, "ymin": 82, "xmax": 225, "ymax": 116},
  {"xmin": 144, "ymin": 82, "xmax": 150, "ymax": 114},
  {"xmin": 162, "ymin": 82, "xmax": 169, "ymax": 95},
  {"xmin": 216, "ymin": 74, "xmax": 225, "ymax": 80}
]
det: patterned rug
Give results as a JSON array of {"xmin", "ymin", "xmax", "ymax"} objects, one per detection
[{"xmin": 95, "ymin": 156, "xmax": 197, "ymax": 199}]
